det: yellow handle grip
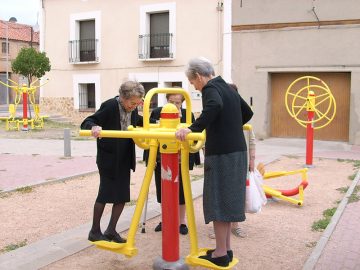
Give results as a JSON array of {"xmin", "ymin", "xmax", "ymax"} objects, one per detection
[{"xmin": 79, "ymin": 130, "xmax": 205, "ymax": 141}]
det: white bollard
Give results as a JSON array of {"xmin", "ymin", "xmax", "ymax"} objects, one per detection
[{"xmin": 64, "ymin": 128, "xmax": 71, "ymax": 157}]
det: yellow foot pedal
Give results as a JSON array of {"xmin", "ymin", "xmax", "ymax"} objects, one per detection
[
  {"xmin": 186, "ymin": 248, "xmax": 239, "ymax": 269},
  {"xmin": 89, "ymin": 240, "xmax": 138, "ymax": 257},
  {"xmin": 90, "ymin": 240, "xmax": 125, "ymax": 250}
]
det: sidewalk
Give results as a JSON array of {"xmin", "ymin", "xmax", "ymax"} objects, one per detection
[
  {"xmin": 305, "ymin": 172, "xmax": 360, "ymax": 270},
  {"xmin": 0, "ymin": 137, "xmax": 359, "ymax": 269},
  {"xmin": 0, "ymin": 138, "xmax": 97, "ymax": 191}
]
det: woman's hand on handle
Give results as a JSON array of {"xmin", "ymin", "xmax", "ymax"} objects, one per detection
[
  {"xmin": 175, "ymin": 128, "xmax": 192, "ymax": 141},
  {"xmin": 91, "ymin": 126, "xmax": 102, "ymax": 138}
]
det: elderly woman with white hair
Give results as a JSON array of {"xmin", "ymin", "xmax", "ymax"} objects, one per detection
[
  {"xmin": 175, "ymin": 57, "xmax": 253, "ymax": 267},
  {"xmin": 81, "ymin": 81, "xmax": 145, "ymax": 244}
]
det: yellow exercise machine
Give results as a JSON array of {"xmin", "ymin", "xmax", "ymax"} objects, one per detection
[
  {"xmin": 80, "ymin": 88, "xmax": 239, "ymax": 269},
  {"xmin": 0, "ymin": 78, "xmax": 49, "ymax": 130},
  {"xmin": 257, "ymin": 162, "xmax": 308, "ymax": 206},
  {"xmin": 245, "ymin": 123, "xmax": 309, "ymax": 207},
  {"xmin": 285, "ymin": 76, "xmax": 336, "ymax": 166}
]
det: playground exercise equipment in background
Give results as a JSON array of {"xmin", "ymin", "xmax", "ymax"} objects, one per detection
[
  {"xmin": 0, "ymin": 78, "xmax": 49, "ymax": 131},
  {"xmin": 80, "ymin": 88, "xmax": 239, "ymax": 270},
  {"xmin": 285, "ymin": 76, "xmax": 336, "ymax": 167},
  {"xmin": 243, "ymin": 124, "xmax": 309, "ymax": 206},
  {"xmin": 257, "ymin": 162, "xmax": 308, "ymax": 206}
]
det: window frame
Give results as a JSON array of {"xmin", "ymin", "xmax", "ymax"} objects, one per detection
[
  {"xmin": 69, "ymin": 11, "xmax": 101, "ymax": 64},
  {"xmin": 72, "ymin": 73, "xmax": 101, "ymax": 110},
  {"xmin": 1, "ymin": 42, "xmax": 9, "ymax": 54},
  {"xmin": 139, "ymin": 2, "xmax": 176, "ymax": 61},
  {"xmin": 78, "ymin": 83, "xmax": 96, "ymax": 111}
]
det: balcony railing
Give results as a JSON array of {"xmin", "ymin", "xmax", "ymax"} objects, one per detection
[
  {"xmin": 138, "ymin": 33, "xmax": 173, "ymax": 60},
  {"xmin": 69, "ymin": 39, "xmax": 98, "ymax": 63}
]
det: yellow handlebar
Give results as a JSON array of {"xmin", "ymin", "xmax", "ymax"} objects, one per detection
[
  {"xmin": 143, "ymin": 88, "xmax": 192, "ymax": 130},
  {"xmin": 79, "ymin": 130, "xmax": 205, "ymax": 141},
  {"xmin": 0, "ymin": 78, "xmax": 49, "ymax": 92}
]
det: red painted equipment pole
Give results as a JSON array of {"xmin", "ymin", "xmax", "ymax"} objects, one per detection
[
  {"xmin": 161, "ymin": 152, "xmax": 179, "ymax": 261},
  {"xmin": 22, "ymin": 84, "xmax": 29, "ymax": 130},
  {"xmin": 159, "ymin": 106, "xmax": 181, "ymax": 263},
  {"xmin": 305, "ymin": 91, "xmax": 315, "ymax": 167}
]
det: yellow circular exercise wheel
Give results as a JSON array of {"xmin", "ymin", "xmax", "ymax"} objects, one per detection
[{"xmin": 285, "ymin": 76, "xmax": 336, "ymax": 129}]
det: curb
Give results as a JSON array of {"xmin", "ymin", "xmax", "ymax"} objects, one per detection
[
  {"xmin": 303, "ymin": 169, "xmax": 360, "ymax": 270},
  {"xmin": 2, "ymin": 170, "xmax": 98, "ymax": 193}
]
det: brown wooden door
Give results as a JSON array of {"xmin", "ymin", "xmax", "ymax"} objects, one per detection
[{"xmin": 271, "ymin": 72, "xmax": 350, "ymax": 141}]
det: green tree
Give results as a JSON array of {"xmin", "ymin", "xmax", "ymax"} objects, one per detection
[{"xmin": 11, "ymin": 47, "xmax": 51, "ymax": 86}]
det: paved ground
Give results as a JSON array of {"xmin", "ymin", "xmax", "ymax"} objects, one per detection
[
  {"xmin": 0, "ymin": 137, "xmax": 359, "ymax": 269},
  {"xmin": 0, "ymin": 154, "xmax": 96, "ymax": 191},
  {"xmin": 0, "ymin": 139, "xmax": 97, "ymax": 191},
  {"xmin": 313, "ymin": 199, "xmax": 360, "ymax": 270}
]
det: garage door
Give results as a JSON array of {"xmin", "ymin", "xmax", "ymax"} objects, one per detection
[{"xmin": 271, "ymin": 72, "xmax": 350, "ymax": 141}]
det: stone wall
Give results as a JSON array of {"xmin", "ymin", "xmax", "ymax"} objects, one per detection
[
  {"xmin": 40, "ymin": 97, "xmax": 94, "ymax": 125},
  {"xmin": 40, "ymin": 97, "xmax": 202, "ymax": 125}
]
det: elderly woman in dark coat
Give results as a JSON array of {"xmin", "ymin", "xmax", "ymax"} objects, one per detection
[
  {"xmin": 81, "ymin": 81, "xmax": 145, "ymax": 243},
  {"xmin": 175, "ymin": 57, "xmax": 253, "ymax": 267}
]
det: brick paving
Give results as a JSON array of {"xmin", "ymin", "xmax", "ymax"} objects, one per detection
[
  {"xmin": 314, "ymin": 188, "xmax": 360, "ymax": 270},
  {"xmin": 0, "ymin": 153, "xmax": 96, "ymax": 191}
]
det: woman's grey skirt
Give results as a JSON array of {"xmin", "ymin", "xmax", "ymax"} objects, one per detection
[{"xmin": 203, "ymin": 151, "xmax": 247, "ymax": 224}]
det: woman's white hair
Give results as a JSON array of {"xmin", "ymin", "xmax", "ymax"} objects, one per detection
[
  {"xmin": 119, "ymin": 81, "xmax": 145, "ymax": 99},
  {"xmin": 185, "ymin": 57, "xmax": 215, "ymax": 80}
]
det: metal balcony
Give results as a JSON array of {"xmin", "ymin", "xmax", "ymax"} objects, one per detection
[
  {"xmin": 69, "ymin": 39, "xmax": 99, "ymax": 63},
  {"xmin": 138, "ymin": 33, "xmax": 173, "ymax": 60}
]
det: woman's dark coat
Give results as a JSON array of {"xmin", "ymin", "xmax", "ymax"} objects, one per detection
[{"xmin": 81, "ymin": 97, "xmax": 143, "ymax": 179}]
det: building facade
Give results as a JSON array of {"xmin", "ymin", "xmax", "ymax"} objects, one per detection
[
  {"xmin": 40, "ymin": 0, "xmax": 231, "ymax": 123},
  {"xmin": 231, "ymin": 0, "xmax": 360, "ymax": 145},
  {"xmin": 0, "ymin": 20, "xmax": 40, "ymax": 104}
]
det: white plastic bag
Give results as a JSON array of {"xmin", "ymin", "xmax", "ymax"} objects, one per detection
[{"xmin": 245, "ymin": 169, "xmax": 267, "ymax": 213}]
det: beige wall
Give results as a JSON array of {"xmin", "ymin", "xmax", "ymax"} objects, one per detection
[
  {"xmin": 41, "ymin": 0, "xmax": 226, "ymax": 117},
  {"xmin": 231, "ymin": 0, "xmax": 360, "ymax": 145},
  {"xmin": 232, "ymin": 0, "xmax": 360, "ymax": 25}
]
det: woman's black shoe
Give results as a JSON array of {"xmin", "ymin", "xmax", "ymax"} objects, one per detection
[
  {"xmin": 206, "ymin": 249, "xmax": 233, "ymax": 262},
  {"xmin": 104, "ymin": 231, "xmax": 126, "ymax": 243},
  {"xmin": 198, "ymin": 254, "xmax": 230, "ymax": 267},
  {"xmin": 154, "ymin": 222, "xmax": 162, "ymax": 232},
  {"xmin": 155, "ymin": 222, "xmax": 189, "ymax": 235},
  {"xmin": 179, "ymin": 224, "xmax": 188, "ymax": 235},
  {"xmin": 88, "ymin": 231, "xmax": 107, "ymax": 242}
]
